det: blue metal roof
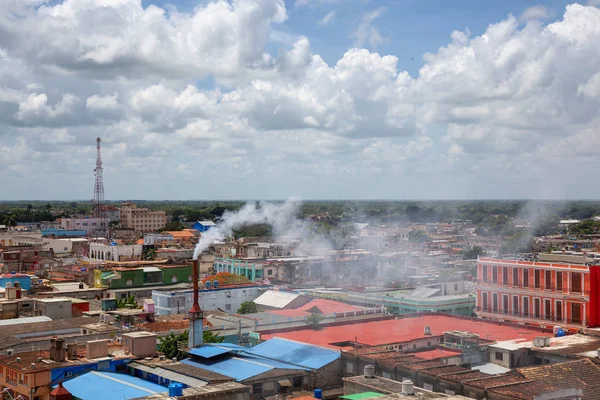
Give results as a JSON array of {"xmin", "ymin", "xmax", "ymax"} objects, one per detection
[
  {"xmin": 182, "ymin": 353, "xmax": 305, "ymax": 382},
  {"xmin": 60, "ymin": 371, "xmax": 166, "ymax": 400},
  {"xmin": 188, "ymin": 343, "xmax": 248, "ymax": 358},
  {"xmin": 246, "ymin": 338, "xmax": 340, "ymax": 370}
]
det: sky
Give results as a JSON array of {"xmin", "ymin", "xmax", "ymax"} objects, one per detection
[{"xmin": 2, "ymin": 0, "xmax": 600, "ymax": 200}]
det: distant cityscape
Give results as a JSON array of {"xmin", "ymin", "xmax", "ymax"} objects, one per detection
[{"xmin": 2, "ymin": 140, "xmax": 600, "ymax": 400}]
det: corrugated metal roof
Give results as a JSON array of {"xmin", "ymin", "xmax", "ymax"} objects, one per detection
[
  {"xmin": 128, "ymin": 363, "xmax": 208, "ymax": 387},
  {"xmin": 182, "ymin": 353, "xmax": 305, "ymax": 382},
  {"xmin": 188, "ymin": 347, "xmax": 232, "ymax": 359},
  {"xmin": 254, "ymin": 290, "xmax": 299, "ymax": 309},
  {"xmin": 61, "ymin": 371, "xmax": 165, "ymax": 400},
  {"xmin": 246, "ymin": 338, "xmax": 339, "ymax": 370},
  {"xmin": 0, "ymin": 316, "xmax": 52, "ymax": 326}
]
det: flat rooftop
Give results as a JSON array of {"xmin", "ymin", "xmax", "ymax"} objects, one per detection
[{"xmin": 262, "ymin": 315, "xmax": 547, "ymax": 349}]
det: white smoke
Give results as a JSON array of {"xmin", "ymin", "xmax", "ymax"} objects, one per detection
[{"xmin": 193, "ymin": 198, "xmax": 330, "ymax": 260}]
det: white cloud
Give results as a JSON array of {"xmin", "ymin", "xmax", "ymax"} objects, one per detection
[
  {"xmin": 3, "ymin": 1, "xmax": 600, "ymax": 199},
  {"xmin": 520, "ymin": 6, "xmax": 550, "ymax": 22},
  {"xmin": 352, "ymin": 7, "xmax": 386, "ymax": 50},
  {"xmin": 318, "ymin": 11, "xmax": 335, "ymax": 26}
]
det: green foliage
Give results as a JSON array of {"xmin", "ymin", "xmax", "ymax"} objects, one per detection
[
  {"xmin": 115, "ymin": 295, "xmax": 138, "ymax": 309},
  {"xmin": 158, "ymin": 330, "xmax": 224, "ymax": 360},
  {"xmin": 237, "ymin": 301, "xmax": 258, "ymax": 314},
  {"xmin": 500, "ymin": 231, "xmax": 534, "ymax": 255},
  {"xmin": 159, "ymin": 221, "xmax": 185, "ymax": 232},
  {"xmin": 462, "ymin": 246, "xmax": 485, "ymax": 260},
  {"xmin": 409, "ymin": 229, "xmax": 430, "ymax": 243},
  {"xmin": 306, "ymin": 313, "xmax": 324, "ymax": 330},
  {"xmin": 567, "ymin": 220, "xmax": 600, "ymax": 235},
  {"xmin": 3, "ymin": 214, "xmax": 17, "ymax": 227},
  {"xmin": 232, "ymin": 223, "xmax": 272, "ymax": 238}
]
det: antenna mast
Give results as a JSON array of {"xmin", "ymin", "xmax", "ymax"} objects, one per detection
[{"xmin": 93, "ymin": 137, "xmax": 104, "ymax": 219}]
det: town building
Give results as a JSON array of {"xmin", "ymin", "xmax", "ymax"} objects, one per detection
[
  {"xmin": 98, "ymin": 264, "xmax": 193, "ymax": 289},
  {"xmin": 152, "ymin": 283, "xmax": 269, "ymax": 315},
  {"xmin": 60, "ymin": 217, "xmax": 107, "ymax": 234},
  {"xmin": 475, "ymin": 256, "xmax": 600, "ymax": 330},
  {"xmin": 89, "ymin": 242, "xmax": 143, "ymax": 263},
  {"xmin": 0, "ymin": 230, "xmax": 43, "ymax": 247},
  {"xmin": 193, "ymin": 221, "xmax": 217, "ymax": 233},
  {"xmin": 42, "ymin": 238, "xmax": 89, "ymax": 256},
  {"xmin": 119, "ymin": 203, "xmax": 167, "ymax": 232}
]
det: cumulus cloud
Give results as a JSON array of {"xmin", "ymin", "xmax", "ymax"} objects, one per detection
[
  {"xmin": 520, "ymin": 6, "xmax": 550, "ymax": 22},
  {"xmin": 3, "ymin": 1, "xmax": 600, "ymax": 199}
]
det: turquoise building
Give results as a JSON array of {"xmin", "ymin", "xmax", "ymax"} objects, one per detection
[{"xmin": 213, "ymin": 258, "xmax": 264, "ymax": 281}]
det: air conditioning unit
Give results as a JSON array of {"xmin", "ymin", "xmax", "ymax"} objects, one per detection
[{"xmin": 6, "ymin": 349, "xmax": 14, "ymax": 356}]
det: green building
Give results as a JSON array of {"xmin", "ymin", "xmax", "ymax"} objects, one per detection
[
  {"xmin": 101, "ymin": 265, "xmax": 193, "ymax": 289},
  {"xmin": 213, "ymin": 258, "xmax": 264, "ymax": 281}
]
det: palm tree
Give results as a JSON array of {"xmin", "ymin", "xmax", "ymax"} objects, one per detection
[
  {"xmin": 45, "ymin": 203, "xmax": 52, "ymax": 213},
  {"xmin": 26, "ymin": 204, "xmax": 33, "ymax": 214},
  {"xmin": 3, "ymin": 214, "xmax": 17, "ymax": 228}
]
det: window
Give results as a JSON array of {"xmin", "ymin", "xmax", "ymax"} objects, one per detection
[
  {"xmin": 534, "ymin": 270, "xmax": 541, "ymax": 289},
  {"xmin": 502, "ymin": 295, "xmax": 509, "ymax": 314},
  {"xmin": 482, "ymin": 292, "xmax": 488, "ymax": 312},
  {"xmin": 268, "ymin": 270, "xmax": 273, "ymax": 276},
  {"xmin": 492, "ymin": 266, "xmax": 498, "ymax": 284},
  {"xmin": 534, "ymin": 298, "xmax": 541, "ymax": 319},
  {"xmin": 571, "ymin": 273, "xmax": 582, "ymax": 294},
  {"xmin": 126, "ymin": 279, "xmax": 133, "ymax": 286},
  {"xmin": 346, "ymin": 362, "xmax": 354, "ymax": 374},
  {"xmin": 293, "ymin": 377, "xmax": 303, "ymax": 388},
  {"xmin": 225, "ymin": 304, "xmax": 231, "ymax": 311},
  {"xmin": 523, "ymin": 269, "xmax": 529, "ymax": 288},
  {"xmin": 544, "ymin": 299, "xmax": 552, "ymax": 320},
  {"xmin": 502, "ymin": 267, "xmax": 508, "ymax": 285},
  {"xmin": 482, "ymin": 266, "xmax": 488, "ymax": 283},
  {"xmin": 495, "ymin": 352, "xmax": 504, "ymax": 361},
  {"xmin": 545, "ymin": 270, "xmax": 552, "ymax": 290},
  {"xmin": 572, "ymin": 303, "xmax": 582, "ymax": 324},
  {"xmin": 523, "ymin": 297, "xmax": 529, "ymax": 317},
  {"xmin": 454, "ymin": 283, "xmax": 458, "ymax": 291},
  {"xmin": 556, "ymin": 272, "xmax": 563, "ymax": 292},
  {"xmin": 513, "ymin": 296, "xmax": 519, "ymax": 316},
  {"xmin": 492, "ymin": 293, "xmax": 499, "ymax": 313},
  {"xmin": 252, "ymin": 383, "xmax": 262, "ymax": 395},
  {"xmin": 513, "ymin": 268, "xmax": 519, "ymax": 287},
  {"xmin": 556, "ymin": 301, "xmax": 563, "ymax": 322}
]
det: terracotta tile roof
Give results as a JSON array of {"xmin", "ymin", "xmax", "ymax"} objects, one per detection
[
  {"xmin": 268, "ymin": 299, "xmax": 366, "ymax": 318},
  {"xmin": 514, "ymin": 359, "xmax": 600, "ymax": 400},
  {"xmin": 463, "ymin": 372, "xmax": 528, "ymax": 390},
  {"xmin": 419, "ymin": 365, "xmax": 469, "ymax": 377},
  {"xmin": 165, "ymin": 231, "xmax": 196, "ymax": 238},
  {"xmin": 413, "ymin": 348, "xmax": 462, "ymax": 360},
  {"xmin": 439, "ymin": 370, "xmax": 491, "ymax": 383}
]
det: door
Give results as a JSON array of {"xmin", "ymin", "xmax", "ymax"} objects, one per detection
[{"xmin": 556, "ymin": 301, "xmax": 563, "ymax": 322}]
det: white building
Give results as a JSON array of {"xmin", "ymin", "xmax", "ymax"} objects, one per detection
[
  {"xmin": 89, "ymin": 242, "xmax": 143, "ymax": 262},
  {"xmin": 42, "ymin": 238, "xmax": 88, "ymax": 255},
  {"xmin": 0, "ymin": 231, "xmax": 43, "ymax": 246},
  {"xmin": 152, "ymin": 284, "xmax": 269, "ymax": 315},
  {"xmin": 60, "ymin": 217, "xmax": 107, "ymax": 234}
]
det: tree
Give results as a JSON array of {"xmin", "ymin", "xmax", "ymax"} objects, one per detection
[
  {"xmin": 463, "ymin": 246, "xmax": 485, "ymax": 260},
  {"xmin": 237, "ymin": 301, "xmax": 257, "ymax": 314},
  {"xmin": 306, "ymin": 313, "xmax": 324, "ymax": 330},
  {"xmin": 409, "ymin": 229, "xmax": 430, "ymax": 243},
  {"xmin": 3, "ymin": 214, "xmax": 17, "ymax": 228},
  {"xmin": 158, "ymin": 330, "xmax": 224, "ymax": 360},
  {"xmin": 45, "ymin": 203, "xmax": 52, "ymax": 213}
]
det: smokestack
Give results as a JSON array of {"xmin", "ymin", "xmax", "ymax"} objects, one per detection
[{"xmin": 188, "ymin": 260, "xmax": 203, "ymax": 349}]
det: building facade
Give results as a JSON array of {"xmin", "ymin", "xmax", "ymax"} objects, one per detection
[
  {"xmin": 119, "ymin": 203, "xmax": 167, "ymax": 232},
  {"xmin": 475, "ymin": 257, "xmax": 600, "ymax": 330},
  {"xmin": 60, "ymin": 217, "xmax": 107, "ymax": 234},
  {"xmin": 89, "ymin": 242, "xmax": 143, "ymax": 262}
]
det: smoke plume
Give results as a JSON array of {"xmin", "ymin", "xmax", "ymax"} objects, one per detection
[{"xmin": 192, "ymin": 198, "xmax": 332, "ymax": 260}]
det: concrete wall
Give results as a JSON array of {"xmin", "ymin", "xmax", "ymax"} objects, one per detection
[{"xmin": 35, "ymin": 299, "xmax": 72, "ymax": 319}]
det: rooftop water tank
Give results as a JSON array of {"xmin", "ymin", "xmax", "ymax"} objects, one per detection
[
  {"xmin": 402, "ymin": 380, "xmax": 415, "ymax": 395},
  {"xmin": 206, "ymin": 281, "xmax": 211, "ymax": 289},
  {"xmin": 168, "ymin": 383, "xmax": 183, "ymax": 397},
  {"xmin": 213, "ymin": 280, "xmax": 219, "ymax": 289},
  {"xmin": 364, "ymin": 365, "xmax": 375, "ymax": 379},
  {"xmin": 314, "ymin": 389, "xmax": 323, "ymax": 399}
]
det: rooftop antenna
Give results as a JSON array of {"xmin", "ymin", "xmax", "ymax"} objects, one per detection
[{"xmin": 93, "ymin": 137, "xmax": 104, "ymax": 219}]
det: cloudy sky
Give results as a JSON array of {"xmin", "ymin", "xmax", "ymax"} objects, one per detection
[{"xmin": 2, "ymin": 0, "xmax": 600, "ymax": 200}]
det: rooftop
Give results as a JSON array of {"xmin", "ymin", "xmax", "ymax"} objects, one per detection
[
  {"xmin": 246, "ymin": 337, "xmax": 340, "ymax": 369},
  {"xmin": 254, "ymin": 290, "xmax": 302, "ymax": 309},
  {"xmin": 268, "ymin": 299, "xmax": 366, "ymax": 317},
  {"xmin": 263, "ymin": 315, "xmax": 547, "ymax": 349},
  {"xmin": 62, "ymin": 371, "xmax": 166, "ymax": 400}
]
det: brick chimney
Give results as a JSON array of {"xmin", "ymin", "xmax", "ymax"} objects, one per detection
[{"xmin": 50, "ymin": 338, "xmax": 66, "ymax": 362}]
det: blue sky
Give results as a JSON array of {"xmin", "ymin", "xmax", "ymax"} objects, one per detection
[{"xmin": 2, "ymin": 0, "xmax": 600, "ymax": 200}]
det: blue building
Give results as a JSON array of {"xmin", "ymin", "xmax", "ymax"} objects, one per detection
[
  {"xmin": 42, "ymin": 228, "xmax": 87, "ymax": 238},
  {"xmin": 51, "ymin": 358, "xmax": 130, "ymax": 384},
  {"xmin": 0, "ymin": 273, "xmax": 33, "ymax": 290},
  {"xmin": 181, "ymin": 340, "xmax": 341, "ymax": 397},
  {"xmin": 192, "ymin": 221, "xmax": 216, "ymax": 233}
]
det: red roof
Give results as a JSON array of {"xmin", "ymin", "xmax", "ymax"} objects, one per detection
[
  {"xmin": 51, "ymin": 382, "xmax": 71, "ymax": 396},
  {"xmin": 263, "ymin": 315, "xmax": 547, "ymax": 349},
  {"xmin": 268, "ymin": 299, "xmax": 365, "ymax": 317},
  {"xmin": 414, "ymin": 348, "xmax": 462, "ymax": 360}
]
